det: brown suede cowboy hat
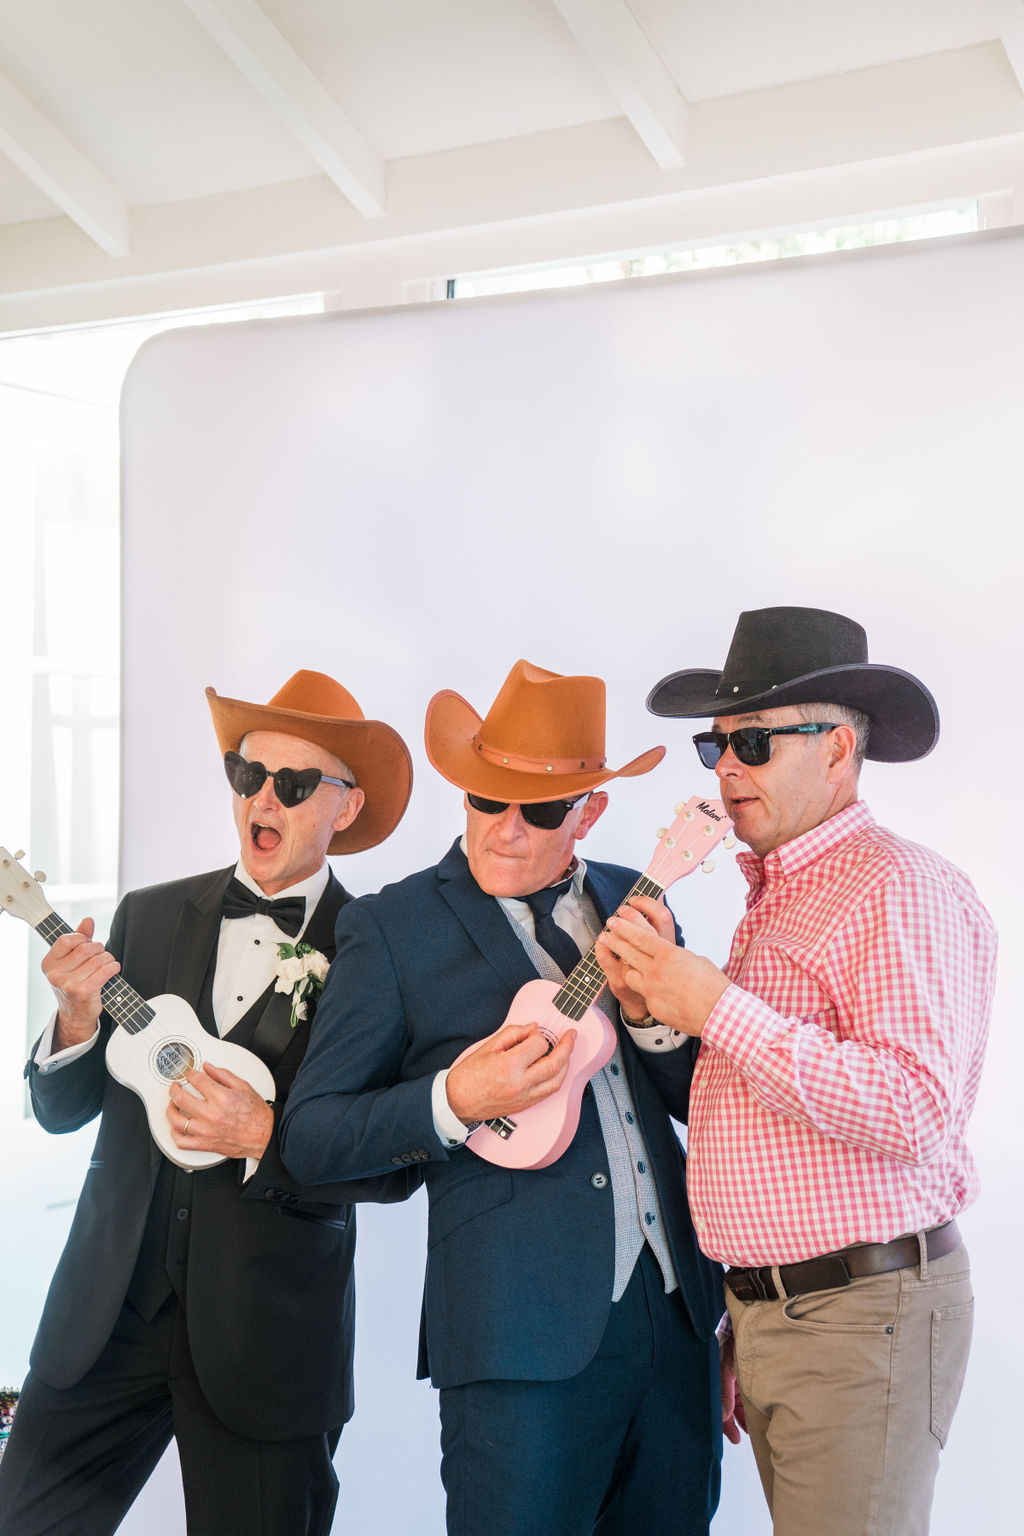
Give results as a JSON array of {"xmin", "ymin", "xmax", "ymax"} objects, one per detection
[
  {"xmin": 425, "ymin": 659, "xmax": 664, "ymax": 802},
  {"xmin": 646, "ymin": 607, "xmax": 938, "ymax": 763},
  {"xmin": 206, "ymin": 670, "xmax": 413, "ymax": 854}
]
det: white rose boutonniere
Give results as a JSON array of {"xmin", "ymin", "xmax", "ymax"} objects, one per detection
[{"xmin": 274, "ymin": 942, "xmax": 330, "ymax": 1027}]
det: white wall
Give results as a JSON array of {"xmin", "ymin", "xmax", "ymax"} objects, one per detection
[{"xmin": 7, "ymin": 227, "xmax": 1020, "ymax": 1533}]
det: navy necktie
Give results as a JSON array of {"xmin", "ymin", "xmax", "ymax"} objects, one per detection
[
  {"xmin": 524, "ymin": 879, "xmax": 582, "ymax": 977},
  {"xmin": 221, "ymin": 877, "xmax": 305, "ymax": 939}
]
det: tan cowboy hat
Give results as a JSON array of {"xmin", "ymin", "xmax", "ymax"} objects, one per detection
[
  {"xmin": 206, "ymin": 670, "xmax": 413, "ymax": 854},
  {"xmin": 425, "ymin": 659, "xmax": 664, "ymax": 803}
]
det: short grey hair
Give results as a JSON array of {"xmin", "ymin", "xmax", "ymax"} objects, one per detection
[{"xmin": 795, "ymin": 702, "xmax": 869, "ymax": 770}]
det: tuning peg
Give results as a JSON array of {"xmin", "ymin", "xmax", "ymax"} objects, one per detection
[
  {"xmin": 701, "ymin": 859, "xmax": 715, "ymax": 874},
  {"xmin": 656, "ymin": 827, "xmax": 667, "ymax": 840},
  {"xmin": 33, "ymin": 870, "xmax": 46, "ymax": 883},
  {"xmin": 14, "ymin": 849, "xmax": 25, "ymax": 860},
  {"xmin": 723, "ymin": 835, "xmax": 736, "ymax": 849},
  {"xmin": 673, "ymin": 801, "xmax": 685, "ymax": 815}
]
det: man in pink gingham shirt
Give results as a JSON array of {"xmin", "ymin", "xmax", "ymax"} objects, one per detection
[{"xmin": 596, "ymin": 607, "xmax": 997, "ymax": 1536}]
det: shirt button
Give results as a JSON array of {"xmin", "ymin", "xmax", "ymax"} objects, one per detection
[
  {"xmin": 644, "ymin": 1212, "xmax": 655, "ymax": 1226},
  {"xmin": 610, "ymin": 1064, "xmax": 620, "ymax": 1076},
  {"xmin": 236, "ymin": 995, "xmax": 244, "ymax": 1002},
  {"xmin": 591, "ymin": 1173, "xmax": 609, "ymax": 1189},
  {"xmin": 625, "ymin": 1112, "xmax": 634, "ymax": 1125},
  {"xmin": 176, "ymin": 1208, "xmax": 189, "ymax": 1221},
  {"xmin": 637, "ymin": 1161, "xmax": 646, "ymax": 1174},
  {"xmin": 254, "ymin": 939, "xmax": 261, "ymax": 946}
]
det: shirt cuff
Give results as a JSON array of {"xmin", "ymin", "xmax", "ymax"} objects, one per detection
[
  {"xmin": 34, "ymin": 1013, "xmax": 101, "ymax": 1074},
  {"xmin": 432, "ymin": 1070, "xmax": 470, "ymax": 1147},
  {"xmin": 700, "ymin": 982, "xmax": 783, "ymax": 1062},
  {"xmin": 623, "ymin": 1008, "xmax": 688, "ymax": 1053}
]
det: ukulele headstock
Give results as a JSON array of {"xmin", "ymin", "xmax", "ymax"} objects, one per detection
[
  {"xmin": 0, "ymin": 847, "xmax": 52, "ymax": 927},
  {"xmin": 645, "ymin": 798, "xmax": 734, "ymax": 890}
]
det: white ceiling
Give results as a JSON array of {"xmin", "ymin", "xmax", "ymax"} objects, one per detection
[{"xmin": 1, "ymin": 0, "xmax": 1022, "ymax": 329}]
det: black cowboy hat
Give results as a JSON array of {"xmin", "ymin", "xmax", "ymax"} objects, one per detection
[{"xmin": 646, "ymin": 607, "xmax": 938, "ymax": 763}]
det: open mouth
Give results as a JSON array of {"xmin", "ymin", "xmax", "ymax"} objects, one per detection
[{"xmin": 251, "ymin": 822, "xmax": 282, "ymax": 853}]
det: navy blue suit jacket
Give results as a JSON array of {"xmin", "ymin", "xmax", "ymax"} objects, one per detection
[{"xmin": 281, "ymin": 840, "xmax": 724, "ymax": 1390}]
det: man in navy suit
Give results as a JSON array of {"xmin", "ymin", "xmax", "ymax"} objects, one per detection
[
  {"xmin": 0, "ymin": 671, "xmax": 417, "ymax": 1536},
  {"xmin": 281, "ymin": 660, "xmax": 724, "ymax": 1536}
]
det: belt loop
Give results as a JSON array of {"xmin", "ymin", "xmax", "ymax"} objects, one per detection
[
  {"xmin": 770, "ymin": 1264, "xmax": 790, "ymax": 1301},
  {"xmin": 916, "ymin": 1229, "xmax": 929, "ymax": 1279}
]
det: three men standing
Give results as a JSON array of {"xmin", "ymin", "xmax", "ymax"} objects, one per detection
[{"xmin": 5, "ymin": 616, "xmax": 997, "ymax": 1536}]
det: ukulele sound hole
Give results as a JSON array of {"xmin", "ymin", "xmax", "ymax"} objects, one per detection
[{"xmin": 152, "ymin": 1040, "xmax": 198, "ymax": 1082}]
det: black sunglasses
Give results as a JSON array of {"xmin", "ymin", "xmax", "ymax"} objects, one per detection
[
  {"xmin": 692, "ymin": 723, "xmax": 838, "ymax": 769},
  {"xmin": 224, "ymin": 751, "xmax": 354, "ymax": 808},
  {"xmin": 467, "ymin": 792, "xmax": 587, "ymax": 830}
]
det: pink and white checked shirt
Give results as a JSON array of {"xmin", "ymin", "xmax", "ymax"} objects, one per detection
[{"xmin": 687, "ymin": 801, "xmax": 997, "ymax": 1267}]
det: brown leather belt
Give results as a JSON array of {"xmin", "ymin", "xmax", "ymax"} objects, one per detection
[{"xmin": 724, "ymin": 1220, "xmax": 961, "ymax": 1304}]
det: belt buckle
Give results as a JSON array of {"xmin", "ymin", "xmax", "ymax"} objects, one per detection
[{"xmin": 728, "ymin": 1265, "xmax": 775, "ymax": 1303}]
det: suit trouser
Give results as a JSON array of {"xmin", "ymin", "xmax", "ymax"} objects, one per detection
[
  {"xmin": 0, "ymin": 1292, "xmax": 340, "ymax": 1536},
  {"xmin": 726, "ymin": 1241, "xmax": 974, "ymax": 1536},
  {"xmin": 438, "ymin": 1245, "xmax": 722, "ymax": 1536}
]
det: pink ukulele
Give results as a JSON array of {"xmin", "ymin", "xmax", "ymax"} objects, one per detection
[{"xmin": 453, "ymin": 796, "xmax": 734, "ymax": 1170}]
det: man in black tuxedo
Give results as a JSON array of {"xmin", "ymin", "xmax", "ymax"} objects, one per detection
[
  {"xmin": 0, "ymin": 671, "xmax": 416, "ymax": 1536},
  {"xmin": 282, "ymin": 661, "xmax": 725, "ymax": 1536}
]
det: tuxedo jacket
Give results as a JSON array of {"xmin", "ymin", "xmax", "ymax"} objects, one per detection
[
  {"xmin": 25, "ymin": 865, "xmax": 418, "ymax": 1440},
  {"xmin": 281, "ymin": 841, "xmax": 724, "ymax": 1391}
]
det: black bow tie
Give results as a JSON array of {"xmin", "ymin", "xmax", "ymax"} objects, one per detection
[{"xmin": 222, "ymin": 877, "xmax": 305, "ymax": 939}]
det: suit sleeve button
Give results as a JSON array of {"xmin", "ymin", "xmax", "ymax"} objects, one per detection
[{"xmin": 591, "ymin": 1173, "xmax": 609, "ymax": 1189}]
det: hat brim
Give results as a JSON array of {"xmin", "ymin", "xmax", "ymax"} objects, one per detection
[
  {"xmin": 425, "ymin": 689, "xmax": 664, "ymax": 801},
  {"xmin": 206, "ymin": 688, "xmax": 413, "ymax": 853},
  {"xmin": 646, "ymin": 664, "xmax": 938, "ymax": 763}
]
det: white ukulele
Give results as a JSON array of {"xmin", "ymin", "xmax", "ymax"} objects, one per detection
[
  {"xmin": 0, "ymin": 848, "xmax": 276, "ymax": 1171},
  {"xmin": 452, "ymin": 796, "xmax": 734, "ymax": 1170}
]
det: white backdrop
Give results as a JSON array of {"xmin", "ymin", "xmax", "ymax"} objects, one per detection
[{"xmin": 28, "ymin": 228, "xmax": 1024, "ymax": 1532}]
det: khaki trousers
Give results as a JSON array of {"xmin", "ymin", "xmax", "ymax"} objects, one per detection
[{"xmin": 726, "ymin": 1241, "xmax": 973, "ymax": 1536}]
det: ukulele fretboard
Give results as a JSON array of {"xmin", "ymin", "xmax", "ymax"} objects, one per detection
[
  {"xmin": 35, "ymin": 912, "xmax": 155, "ymax": 1035},
  {"xmin": 550, "ymin": 872, "xmax": 665, "ymax": 1021}
]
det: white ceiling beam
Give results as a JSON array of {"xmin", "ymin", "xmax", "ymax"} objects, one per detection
[
  {"xmin": 0, "ymin": 69, "xmax": 129, "ymax": 258},
  {"xmin": 4, "ymin": 41, "xmax": 1023, "ymax": 328},
  {"xmin": 990, "ymin": 0, "xmax": 1024, "ymax": 92},
  {"xmin": 181, "ymin": 0, "xmax": 386, "ymax": 218},
  {"xmin": 549, "ymin": 0, "xmax": 688, "ymax": 169}
]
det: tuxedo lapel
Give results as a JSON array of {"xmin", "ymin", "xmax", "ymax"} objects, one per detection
[
  {"xmin": 164, "ymin": 867, "xmax": 234, "ymax": 1019},
  {"xmin": 436, "ymin": 840, "xmax": 538, "ymax": 994},
  {"xmin": 246, "ymin": 871, "xmax": 349, "ymax": 1072}
]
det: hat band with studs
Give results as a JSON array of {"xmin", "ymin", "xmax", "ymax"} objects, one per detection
[
  {"xmin": 716, "ymin": 678, "xmax": 781, "ymax": 698},
  {"xmin": 473, "ymin": 736, "xmax": 607, "ymax": 774}
]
